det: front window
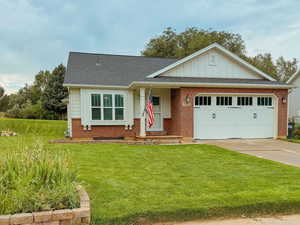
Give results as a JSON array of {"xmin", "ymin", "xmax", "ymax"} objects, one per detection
[
  {"xmin": 114, "ymin": 94, "xmax": 124, "ymax": 120},
  {"xmin": 91, "ymin": 94, "xmax": 101, "ymax": 120},
  {"xmin": 91, "ymin": 93, "xmax": 124, "ymax": 121}
]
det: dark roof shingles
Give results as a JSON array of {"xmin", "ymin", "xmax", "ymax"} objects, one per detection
[
  {"xmin": 64, "ymin": 52, "xmax": 287, "ymax": 87},
  {"xmin": 64, "ymin": 52, "xmax": 177, "ymax": 86}
]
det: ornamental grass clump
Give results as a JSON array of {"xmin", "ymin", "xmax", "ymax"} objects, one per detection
[
  {"xmin": 0, "ymin": 144, "xmax": 79, "ymax": 215},
  {"xmin": 293, "ymin": 125, "xmax": 300, "ymax": 139}
]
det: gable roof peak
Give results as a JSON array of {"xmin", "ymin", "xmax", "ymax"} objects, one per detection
[
  {"xmin": 146, "ymin": 43, "xmax": 276, "ymax": 82},
  {"xmin": 287, "ymin": 70, "xmax": 300, "ymax": 84}
]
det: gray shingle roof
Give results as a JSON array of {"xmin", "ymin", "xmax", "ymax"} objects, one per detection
[
  {"xmin": 64, "ymin": 52, "xmax": 177, "ymax": 86},
  {"xmin": 64, "ymin": 52, "xmax": 289, "ymax": 87}
]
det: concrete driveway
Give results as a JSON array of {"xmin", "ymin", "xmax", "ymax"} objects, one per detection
[
  {"xmin": 200, "ymin": 139, "xmax": 300, "ymax": 167},
  {"xmin": 156, "ymin": 214, "xmax": 300, "ymax": 225}
]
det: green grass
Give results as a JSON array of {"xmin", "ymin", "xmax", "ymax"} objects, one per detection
[
  {"xmin": 0, "ymin": 147, "xmax": 79, "ymax": 214},
  {"xmin": 283, "ymin": 139, "xmax": 300, "ymax": 144},
  {"xmin": 2, "ymin": 118, "xmax": 300, "ymax": 224},
  {"xmin": 0, "ymin": 119, "xmax": 79, "ymax": 214}
]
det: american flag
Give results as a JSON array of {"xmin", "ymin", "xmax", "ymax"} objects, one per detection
[{"xmin": 146, "ymin": 96, "xmax": 154, "ymax": 128}]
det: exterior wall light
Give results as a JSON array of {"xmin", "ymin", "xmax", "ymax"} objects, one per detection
[{"xmin": 282, "ymin": 97, "xmax": 287, "ymax": 103}]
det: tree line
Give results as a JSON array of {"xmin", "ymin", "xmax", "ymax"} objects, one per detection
[
  {"xmin": 142, "ymin": 27, "xmax": 297, "ymax": 81},
  {"xmin": 0, "ymin": 64, "xmax": 68, "ymax": 119},
  {"xmin": 0, "ymin": 27, "xmax": 297, "ymax": 120}
]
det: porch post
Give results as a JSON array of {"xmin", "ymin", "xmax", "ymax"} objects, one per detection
[{"xmin": 140, "ymin": 88, "xmax": 146, "ymax": 137}]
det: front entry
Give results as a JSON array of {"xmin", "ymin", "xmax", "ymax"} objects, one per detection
[
  {"xmin": 194, "ymin": 95, "xmax": 275, "ymax": 139},
  {"xmin": 147, "ymin": 96, "xmax": 163, "ymax": 131}
]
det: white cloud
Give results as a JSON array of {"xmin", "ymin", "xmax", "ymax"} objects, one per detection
[
  {"xmin": 235, "ymin": 20, "xmax": 300, "ymax": 61},
  {"xmin": 0, "ymin": 0, "xmax": 299, "ymax": 95},
  {"xmin": 0, "ymin": 74, "xmax": 34, "ymax": 94}
]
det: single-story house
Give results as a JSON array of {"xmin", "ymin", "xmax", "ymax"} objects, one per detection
[
  {"xmin": 287, "ymin": 70, "xmax": 300, "ymax": 122},
  {"xmin": 63, "ymin": 43, "xmax": 293, "ymax": 141}
]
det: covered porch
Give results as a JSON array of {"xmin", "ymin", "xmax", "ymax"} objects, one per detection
[{"xmin": 135, "ymin": 87, "xmax": 185, "ymax": 143}]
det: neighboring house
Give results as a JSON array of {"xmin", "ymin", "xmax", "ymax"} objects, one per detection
[
  {"xmin": 287, "ymin": 70, "xmax": 300, "ymax": 122},
  {"xmin": 63, "ymin": 43, "xmax": 293, "ymax": 140}
]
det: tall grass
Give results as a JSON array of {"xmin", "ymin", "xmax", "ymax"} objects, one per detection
[
  {"xmin": 0, "ymin": 118, "xmax": 66, "ymax": 137},
  {"xmin": 0, "ymin": 142, "xmax": 79, "ymax": 214}
]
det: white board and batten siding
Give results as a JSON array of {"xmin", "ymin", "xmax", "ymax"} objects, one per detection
[
  {"xmin": 69, "ymin": 88, "xmax": 81, "ymax": 118},
  {"xmin": 161, "ymin": 48, "xmax": 262, "ymax": 79},
  {"xmin": 289, "ymin": 75, "xmax": 300, "ymax": 121},
  {"xmin": 68, "ymin": 87, "xmax": 170, "ymax": 131},
  {"xmin": 133, "ymin": 88, "xmax": 171, "ymax": 119},
  {"xmin": 68, "ymin": 88, "xmax": 135, "ymax": 127},
  {"xmin": 80, "ymin": 89, "xmax": 134, "ymax": 127}
]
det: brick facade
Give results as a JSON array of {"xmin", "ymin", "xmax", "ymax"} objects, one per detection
[
  {"xmin": 71, "ymin": 118, "xmax": 172, "ymax": 139},
  {"xmin": 169, "ymin": 87, "xmax": 288, "ymax": 138},
  {"xmin": 71, "ymin": 87, "xmax": 288, "ymax": 139}
]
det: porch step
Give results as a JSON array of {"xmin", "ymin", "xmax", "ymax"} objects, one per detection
[{"xmin": 135, "ymin": 135, "xmax": 183, "ymax": 144}]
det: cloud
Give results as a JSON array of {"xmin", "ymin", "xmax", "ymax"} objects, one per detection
[
  {"xmin": 0, "ymin": 73, "xmax": 34, "ymax": 94},
  {"xmin": 0, "ymin": 0, "xmax": 299, "ymax": 93}
]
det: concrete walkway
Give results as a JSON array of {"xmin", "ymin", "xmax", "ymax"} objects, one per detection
[
  {"xmin": 156, "ymin": 214, "xmax": 300, "ymax": 225},
  {"xmin": 200, "ymin": 139, "xmax": 300, "ymax": 167}
]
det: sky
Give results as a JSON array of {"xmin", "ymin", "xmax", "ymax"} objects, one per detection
[{"xmin": 0, "ymin": 0, "xmax": 299, "ymax": 94}]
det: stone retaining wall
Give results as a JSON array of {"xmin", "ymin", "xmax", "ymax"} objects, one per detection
[{"xmin": 0, "ymin": 185, "xmax": 90, "ymax": 225}]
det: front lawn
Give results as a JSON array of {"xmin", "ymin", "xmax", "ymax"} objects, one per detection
[
  {"xmin": 2, "ymin": 118, "xmax": 300, "ymax": 224},
  {"xmin": 284, "ymin": 139, "xmax": 300, "ymax": 144},
  {"xmin": 289, "ymin": 139, "xmax": 300, "ymax": 143}
]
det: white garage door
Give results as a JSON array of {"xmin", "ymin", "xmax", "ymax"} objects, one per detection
[{"xmin": 194, "ymin": 95, "xmax": 275, "ymax": 139}]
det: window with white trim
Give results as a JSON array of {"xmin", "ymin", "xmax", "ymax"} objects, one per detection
[
  {"xmin": 195, "ymin": 96, "xmax": 211, "ymax": 106},
  {"xmin": 91, "ymin": 93, "xmax": 124, "ymax": 120},
  {"xmin": 257, "ymin": 97, "xmax": 272, "ymax": 106},
  {"xmin": 237, "ymin": 97, "xmax": 253, "ymax": 106},
  {"xmin": 216, "ymin": 96, "xmax": 232, "ymax": 106}
]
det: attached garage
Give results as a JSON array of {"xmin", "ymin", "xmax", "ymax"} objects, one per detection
[
  {"xmin": 194, "ymin": 95, "xmax": 276, "ymax": 139},
  {"xmin": 65, "ymin": 43, "xmax": 291, "ymax": 140}
]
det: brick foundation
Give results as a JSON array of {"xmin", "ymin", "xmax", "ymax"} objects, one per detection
[
  {"xmin": 71, "ymin": 118, "xmax": 172, "ymax": 139},
  {"xmin": 0, "ymin": 185, "xmax": 90, "ymax": 225}
]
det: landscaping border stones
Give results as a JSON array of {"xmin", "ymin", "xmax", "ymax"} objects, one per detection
[{"xmin": 0, "ymin": 185, "xmax": 90, "ymax": 225}]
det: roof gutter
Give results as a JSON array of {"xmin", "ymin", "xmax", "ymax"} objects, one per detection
[
  {"xmin": 63, "ymin": 83, "xmax": 129, "ymax": 89},
  {"xmin": 63, "ymin": 82, "xmax": 295, "ymax": 90},
  {"xmin": 129, "ymin": 81, "xmax": 295, "ymax": 89}
]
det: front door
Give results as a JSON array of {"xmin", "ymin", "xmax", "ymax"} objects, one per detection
[{"xmin": 147, "ymin": 96, "xmax": 163, "ymax": 131}]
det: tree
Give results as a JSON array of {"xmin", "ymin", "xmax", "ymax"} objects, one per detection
[
  {"xmin": 34, "ymin": 70, "xmax": 50, "ymax": 90},
  {"xmin": 141, "ymin": 27, "xmax": 246, "ymax": 58},
  {"xmin": 243, "ymin": 54, "xmax": 278, "ymax": 79},
  {"xmin": 0, "ymin": 86, "xmax": 9, "ymax": 112},
  {"xmin": 0, "ymin": 86, "xmax": 4, "ymax": 98},
  {"xmin": 275, "ymin": 57, "xmax": 297, "ymax": 81},
  {"xmin": 243, "ymin": 54, "xmax": 297, "ymax": 81},
  {"xmin": 142, "ymin": 27, "xmax": 297, "ymax": 81},
  {"xmin": 41, "ymin": 64, "xmax": 68, "ymax": 118}
]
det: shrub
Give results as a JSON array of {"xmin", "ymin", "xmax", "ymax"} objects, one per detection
[
  {"xmin": 293, "ymin": 125, "xmax": 300, "ymax": 139},
  {"xmin": 0, "ymin": 143, "xmax": 79, "ymax": 214},
  {"xmin": 20, "ymin": 101, "xmax": 45, "ymax": 119},
  {"xmin": 6, "ymin": 105, "xmax": 22, "ymax": 118}
]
